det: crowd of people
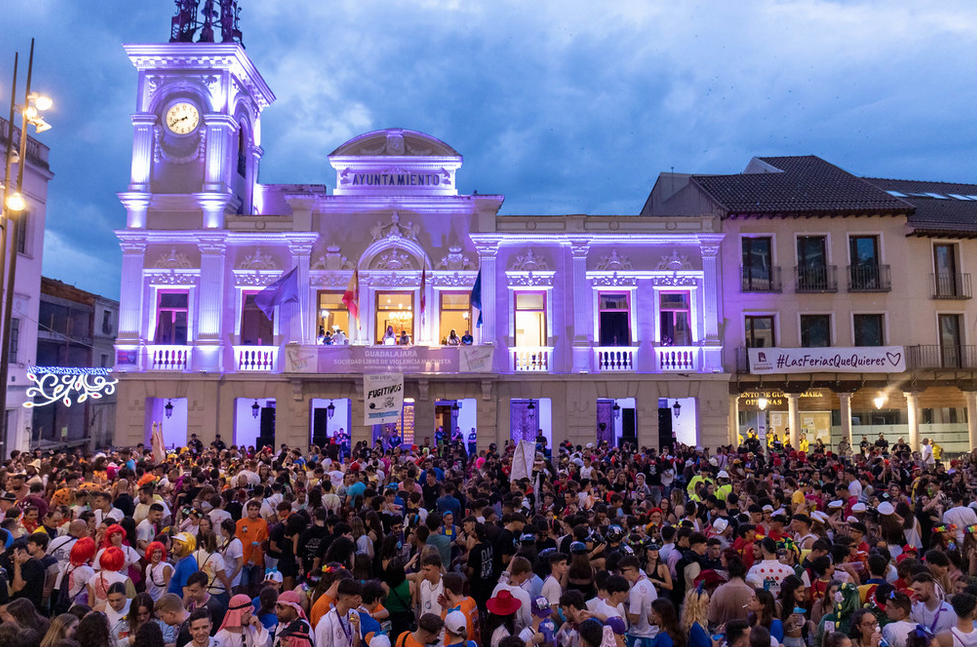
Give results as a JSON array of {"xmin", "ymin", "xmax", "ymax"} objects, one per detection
[{"xmin": 0, "ymin": 427, "xmax": 976, "ymax": 647}]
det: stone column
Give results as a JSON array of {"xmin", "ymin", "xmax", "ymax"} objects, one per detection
[
  {"xmin": 838, "ymin": 392, "xmax": 853, "ymax": 449},
  {"xmin": 699, "ymin": 238, "xmax": 723, "ymax": 372},
  {"xmin": 128, "ymin": 113, "xmax": 156, "ymax": 193},
  {"xmin": 116, "ymin": 235, "xmax": 148, "ymax": 346},
  {"xmin": 203, "ymin": 114, "xmax": 238, "ymax": 193},
  {"xmin": 196, "ymin": 235, "xmax": 227, "ymax": 372},
  {"xmin": 475, "ymin": 243, "xmax": 499, "ymax": 363},
  {"xmin": 966, "ymin": 391, "xmax": 977, "ymax": 451},
  {"xmin": 288, "ymin": 239, "xmax": 315, "ymax": 344},
  {"xmin": 728, "ymin": 395, "xmax": 740, "ymax": 446},
  {"xmin": 904, "ymin": 391, "xmax": 920, "ymax": 450},
  {"xmin": 787, "ymin": 393, "xmax": 801, "ymax": 448},
  {"xmin": 569, "ymin": 241, "xmax": 592, "ymax": 373}
]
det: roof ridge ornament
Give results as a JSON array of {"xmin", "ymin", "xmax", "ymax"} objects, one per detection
[{"xmin": 171, "ymin": 0, "xmax": 243, "ymax": 46}]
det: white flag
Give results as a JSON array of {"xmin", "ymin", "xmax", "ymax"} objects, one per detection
[{"xmin": 511, "ymin": 439, "xmax": 535, "ymax": 482}]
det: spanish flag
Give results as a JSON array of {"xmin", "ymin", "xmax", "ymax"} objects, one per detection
[{"xmin": 342, "ymin": 269, "xmax": 360, "ymax": 321}]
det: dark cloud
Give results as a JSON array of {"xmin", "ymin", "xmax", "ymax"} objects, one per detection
[{"xmin": 1, "ymin": 1, "xmax": 974, "ymax": 299}]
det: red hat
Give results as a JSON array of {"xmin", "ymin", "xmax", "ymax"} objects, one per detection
[
  {"xmin": 693, "ymin": 569, "xmax": 728, "ymax": 588},
  {"xmin": 487, "ymin": 590, "xmax": 522, "ymax": 616}
]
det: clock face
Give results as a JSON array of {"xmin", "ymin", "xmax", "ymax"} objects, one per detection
[{"xmin": 165, "ymin": 102, "xmax": 200, "ymax": 135}]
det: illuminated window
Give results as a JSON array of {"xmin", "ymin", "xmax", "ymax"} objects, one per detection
[
  {"xmin": 241, "ymin": 292, "xmax": 274, "ymax": 345},
  {"xmin": 376, "ymin": 292, "xmax": 414, "ymax": 343},
  {"xmin": 514, "ymin": 292, "xmax": 546, "ymax": 347},
  {"xmin": 155, "ymin": 291, "xmax": 189, "ymax": 345},
  {"xmin": 659, "ymin": 292, "xmax": 691, "ymax": 346},
  {"xmin": 439, "ymin": 292, "xmax": 471, "ymax": 344},
  {"xmin": 317, "ymin": 291, "xmax": 350, "ymax": 339},
  {"xmin": 598, "ymin": 292, "xmax": 630, "ymax": 346}
]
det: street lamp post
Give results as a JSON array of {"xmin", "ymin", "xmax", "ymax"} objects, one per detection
[{"xmin": 0, "ymin": 38, "xmax": 52, "ymax": 451}]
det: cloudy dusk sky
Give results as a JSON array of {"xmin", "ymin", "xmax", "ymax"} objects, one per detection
[{"xmin": 2, "ymin": 1, "xmax": 976, "ymax": 299}]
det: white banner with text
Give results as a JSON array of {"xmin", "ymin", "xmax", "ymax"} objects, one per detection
[
  {"xmin": 748, "ymin": 346, "xmax": 905, "ymax": 374},
  {"xmin": 363, "ymin": 372, "xmax": 405, "ymax": 425}
]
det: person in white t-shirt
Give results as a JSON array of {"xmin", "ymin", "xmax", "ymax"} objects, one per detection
[
  {"xmin": 492, "ymin": 556, "xmax": 534, "ymax": 632},
  {"xmin": 622, "ymin": 555, "xmax": 657, "ymax": 646},
  {"xmin": 218, "ymin": 519, "xmax": 245, "ymax": 594},
  {"xmin": 935, "ymin": 591, "xmax": 977, "ymax": 647},
  {"xmin": 943, "ymin": 491, "xmax": 977, "ymax": 545},
  {"xmin": 136, "ymin": 504, "xmax": 165, "ymax": 556},
  {"xmin": 911, "ymin": 573, "xmax": 956, "ymax": 634},
  {"xmin": 746, "ymin": 538, "xmax": 796, "ymax": 597},
  {"xmin": 417, "ymin": 553, "xmax": 445, "ymax": 617},
  {"xmin": 883, "ymin": 591, "xmax": 918, "ymax": 647},
  {"xmin": 541, "ymin": 552, "xmax": 569, "ymax": 611}
]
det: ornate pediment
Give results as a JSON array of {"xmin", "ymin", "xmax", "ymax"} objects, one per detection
[
  {"xmin": 237, "ymin": 248, "xmax": 279, "ymax": 270},
  {"xmin": 657, "ymin": 250, "xmax": 692, "ymax": 271},
  {"xmin": 510, "ymin": 249, "xmax": 550, "ymax": 272},
  {"xmin": 311, "ymin": 247, "xmax": 354, "ymax": 271},
  {"xmin": 595, "ymin": 250, "xmax": 633, "ymax": 271},
  {"xmin": 370, "ymin": 212, "xmax": 420, "ymax": 243},
  {"xmin": 153, "ymin": 247, "xmax": 193, "ymax": 269},
  {"xmin": 432, "ymin": 272, "xmax": 477, "ymax": 287},
  {"xmin": 146, "ymin": 270, "xmax": 199, "ymax": 286},
  {"xmin": 436, "ymin": 247, "xmax": 475, "ymax": 271}
]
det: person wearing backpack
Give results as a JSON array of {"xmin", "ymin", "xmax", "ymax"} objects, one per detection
[{"xmin": 54, "ymin": 536, "xmax": 97, "ymax": 614}]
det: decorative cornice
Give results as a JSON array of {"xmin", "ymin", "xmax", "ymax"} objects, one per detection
[
  {"xmin": 232, "ymin": 270, "xmax": 282, "ymax": 286},
  {"xmin": 652, "ymin": 275, "xmax": 698, "ymax": 287},
  {"xmin": 309, "ymin": 272, "xmax": 353, "ymax": 287},
  {"xmin": 431, "ymin": 272, "xmax": 477, "ymax": 287},
  {"xmin": 592, "ymin": 274, "xmax": 638, "ymax": 287},
  {"xmin": 372, "ymin": 250, "xmax": 416, "ymax": 271},
  {"xmin": 506, "ymin": 271, "xmax": 556, "ymax": 288},
  {"xmin": 366, "ymin": 273, "xmax": 419, "ymax": 287},
  {"xmin": 145, "ymin": 270, "xmax": 199, "ymax": 286}
]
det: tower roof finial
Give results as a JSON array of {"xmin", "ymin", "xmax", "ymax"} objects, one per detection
[{"xmin": 170, "ymin": 0, "xmax": 243, "ymax": 46}]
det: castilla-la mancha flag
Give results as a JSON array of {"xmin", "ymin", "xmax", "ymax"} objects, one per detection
[{"xmin": 342, "ymin": 269, "xmax": 360, "ymax": 321}]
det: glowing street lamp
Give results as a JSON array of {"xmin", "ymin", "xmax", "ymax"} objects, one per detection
[
  {"xmin": 757, "ymin": 397, "xmax": 769, "ymax": 411},
  {"xmin": 874, "ymin": 393, "xmax": 886, "ymax": 410}
]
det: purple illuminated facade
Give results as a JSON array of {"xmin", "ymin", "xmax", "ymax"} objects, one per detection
[{"xmin": 113, "ymin": 41, "xmax": 729, "ymax": 451}]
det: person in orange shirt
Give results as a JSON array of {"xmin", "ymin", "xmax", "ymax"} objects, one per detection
[
  {"xmin": 440, "ymin": 573, "xmax": 478, "ymax": 642},
  {"xmin": 51, "ymin": 472, "xmax": 81, "ymax": 508},
  {"xmin": 395, "ymin": 613, "xmax": 444, "ymax": 647},
  {"xmin": 309, "ymin": 567, "xmax": 352, "ymax": 628},
  {"xmin": 235, "ymin": 500, "xmax": 268, "ymax": 596}
]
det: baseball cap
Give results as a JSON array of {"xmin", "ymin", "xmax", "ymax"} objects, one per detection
[
  {"xmin": 532, "ymin": 596, "xmax": 552, "ymax": 618},
  {"xmin": 444, "ymin": 610, "xmax": 468, "ymax": 635}
]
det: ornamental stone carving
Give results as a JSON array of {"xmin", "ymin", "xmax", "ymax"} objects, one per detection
[
  {"xmin": 657, "ymin": 250, "xmax": 692, "ymax": 271},
  {"xmin": 432, "ymin": 272, "xmax": 477, "ymax": 287},
  {"xmin": 311, "ymin": 246, "xmax": 354, "ymax": 271},
  {"xmin": 370, "ymin": 212, "xmax": 420, "ymax": 242},
  {"xmin": 154, "ymin": 124, "xmax": 207, "ymax": 164},
  {"xmin": 506, "ymin": 272, "xmax": 555, "ymax": 287},
  {"xmin": 510, "ymin": 249, "xmax": 550, "ymax": 272},
  {"xmin": 372, "ymin": 251, "xmax": 415, "ymax": 271},
  {"xmin": 237, "ymin": 248, "xmax": 279, "ymax": 271},
  {"xmin": 153, "ymin": 248, "xmax": 193, "ymax": 269},
  {"xmin": 234, "ymin": 272, "xmax": 281, "ymax": 287},
  {"xmin": 592, "ymin": 274, "xmax": 638, "ymax": 287},
  {"xmin": 309, "ymin": 272, "xmax": 352, "ymax": 287},
  {"xmin": 369, "ymin": 273, "xmax": 419, "ymax": 287},
  {"xmin": 652, "ymin": 276, "xmax": 698, "ymax": 287},
  {"xmin": 595, "ymin": 250, "xmax": 633, "ymax": 271},
  {"xmin": 146, "ymin": 271, "xmax": 199, "ymax": 286},
  {"xmin": 436, "ymin": 247, "xmax": 475, "ymax": 271}
]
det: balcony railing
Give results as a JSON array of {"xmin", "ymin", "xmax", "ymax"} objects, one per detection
[
  {"xmin": 656, "ymin": 345, "xmax": 698, "ymax": 372},
  {"xmin": 847, "ymin": 264, "xmax": 891, "ymax": 292},
  {"xmin": 594, "ymin": 347, "xmax": 635, "ymax": 372},
  {"xmin": 908, "ymin": 344, "xmax": 977, "ymax": 370},
  {"xmin": 235, "ymin": 345, "xmax": 279, "ymax": 371},
  {"xmin": 512, "ymin": 346, "xmax": 552, "ymax": 372},
  {"xmin": 740, "ymin": 266, "xmax": 782, "ymax": 292},
  {"xmin": 932, "ymin": 273, "xmax": 972, "ymax": 299},
  {"xmin": 147, "ymin": 345, "xmax": 190, "ymax": 371},
  {"xmin": 794, "ymin": 265, "xmax": 838, "ymax": 292}
]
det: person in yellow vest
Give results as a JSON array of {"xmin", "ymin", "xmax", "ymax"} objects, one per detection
[
  {"xmin": 798, "ymin": 433, "xmax": 809, "ymax": 453},
  {"xmin": 933, "ymin": 441, "xmax": 943, "ymax": 461},
  {"xmin": 715, "ymin": 470, "xmax": 733, "ymax": 502}
]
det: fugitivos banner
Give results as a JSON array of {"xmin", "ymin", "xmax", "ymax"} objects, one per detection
[
  {"xmin": 363, "ymin": 372, "xmax": 405, "ymax": 425},
  {"xmin": 748, "ymin": 346, "xmax": 906, "ymax": 374}
]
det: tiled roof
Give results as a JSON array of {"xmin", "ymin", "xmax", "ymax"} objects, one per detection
[
  {"xmin": 691, "ymin": 155, "xmax": 911, "ymax": 217},
  {"xmin": 861, "ymin": 177, "xmax": 977, "ymax": 235}
]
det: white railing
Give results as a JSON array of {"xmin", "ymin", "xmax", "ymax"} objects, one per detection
[
  {"xmin": 594, "ymin": 347, "xmax": 635, "ymax": 372},
  {"xmin": 147, "ymin": 345, "xmax": 190, "ymax": 371},
  {"xmin": 656, "ymin": 345, "xmax": 698, "ymax": 372},
  {"xmin": 234, "ymin": 345, "xmax": 279, "ymax": 372},
  {"xmin": 512, "ymin": 346, "xmax": 553, "ymax": 372}
]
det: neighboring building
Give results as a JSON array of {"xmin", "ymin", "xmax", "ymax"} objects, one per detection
[
  {"xmin": 33, "ymin": 277, "xmax": 119, "ymax": 449},
  {"xmin": 0, "ymin": 117, "xmax": 52, "ymax": 456},
  {"xmin": 113, "ymin": 39, "xmax": 730, "ymax": 451},
  {"xmin": 644, "ymin": 155, "xmax": 977, "ymax": 455}
]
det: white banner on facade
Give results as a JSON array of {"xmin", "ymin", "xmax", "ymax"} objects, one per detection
[
  {"xmin": 511, "ymin": 440, "xmax": 535, "ymax": 482},
  {"xmin": 459, "ymin": 345, "xmax": 495, "ymax": 372},
  {"xmin": 748, "ymin": 346, "xmax": 905, "ymax": 374},
  {"xmin": 363, "ymin": 373, "xmax": 405, "ymax": 425}
]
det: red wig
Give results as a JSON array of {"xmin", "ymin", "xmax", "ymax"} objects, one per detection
[
  {"xmin": 145, "ymin": 540, "xmax": 167, "ymax": 562},
  {"xmin": 103, "ymin": 524, "xmax": 128, "ymax": 550},
  {"xmin": 69, "ymin": 537, "xmax": 97, "ymax": 567},
  {"xmin": 99, "ymin": 545, "xmax": 126, "ymax": 572}
]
